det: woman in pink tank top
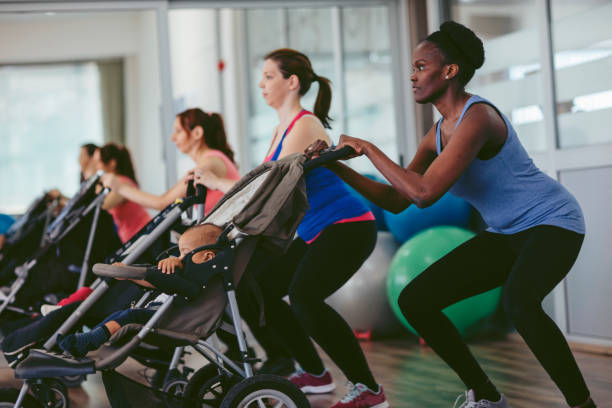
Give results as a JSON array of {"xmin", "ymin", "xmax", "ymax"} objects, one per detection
[
  {"xmin": 101, "ymin": 108, "xmax": 239, "ymax": 215},
  {"xmin": 94, "ymin": 144, "xmax": 151, "ymax": 243}
]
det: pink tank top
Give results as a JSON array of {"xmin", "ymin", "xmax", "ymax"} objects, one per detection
[
  {"xmin": 201, "ymin": 149, "xmax": 240, "ymax": 214},
  {"xmin": 108, "ymin": 176, "xmax": 152, "ymax": 243}
]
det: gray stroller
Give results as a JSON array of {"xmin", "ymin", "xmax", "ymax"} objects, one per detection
[{"xmin": 3, "ymin": 147, "xmax": 353, "ymax": 408}]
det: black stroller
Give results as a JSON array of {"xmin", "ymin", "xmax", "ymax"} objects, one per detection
[
  {"xmin": 0, "ymin": 193, "xmax": 51, "ymax": 252},
  {"xmin": 0, "ymin": 179, "xmax": 207, "ymax": 397},
  {"xmin": 0, "ymin": 172, "xmax": 113, "ymax": 318},
  {"xmin": 0, "ymin": 192, "xmax": 58, "ymax": 286},
  {"xmin": 1, "ymin": 148, "xmax": 352, "ymax": 408}
]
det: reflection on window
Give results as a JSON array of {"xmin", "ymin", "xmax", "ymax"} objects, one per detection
[
  {"xmin": 552, "ymin": 1, "xmax": 612, "ymax": 148},
  {"xmin": 0, "ymin": 63, "xmax": 103, "ymax": 213},
  {"xmin": 246, "ymin": 9, "xmax": 285, "ymax": 167},
  {"xmin": 571, "ymin": 90, "xmax": 612, "ymax": 113},
  {"xmin": 511, "ymin": 105, "xmax": 543, "ymax": 126},
  {"xmin": 343, "ymin": 6, "xmax": 396, "ymax": 176},
  {"xmin": 451, "ymin": 0, "xmax": 546, "ymax": 152}
]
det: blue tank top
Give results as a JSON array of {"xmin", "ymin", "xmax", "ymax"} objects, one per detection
[
  {"xmin": 265, "ymin": 110, "xmax": 372, "ymax": 242},
  {"xmin": 436, "ymin": 95, "xmax": 585, "ymax": 235}
]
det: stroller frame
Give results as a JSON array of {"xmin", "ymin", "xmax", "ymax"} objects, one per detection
[
  {"xmin": 13, "ymin": 235, "xmax": 285, "ymax": 408},
  {"xmin": 9, "ymin": 147, "xmax": 354, "ymax": 408},
  {"xmin": 1, "ymin": 183, "xmax": 205, "ymax": 376},
  {"xmin": 0, "ymin": 172, "xmax": 110, "ymax": 317}
]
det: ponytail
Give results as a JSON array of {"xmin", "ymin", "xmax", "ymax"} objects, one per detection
[
  {"xmin": 313, "ymin": 76, "xmax": 332, "ymax": 129},
  {"xmin": 208, "ymin": 113, "xmax": 235, "ymax": 163}
]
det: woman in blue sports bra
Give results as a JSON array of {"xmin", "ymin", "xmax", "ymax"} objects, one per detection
[
  {"xmin": 308, "ymin": 22, "xmax": 595, "ymax": 408},
  {"xmin": 246, "ymin": 48, "xmax": 387, "ymax": 408}
]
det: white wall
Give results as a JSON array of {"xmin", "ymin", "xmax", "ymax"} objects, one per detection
[
  {"xmin": 0, "ymin": 11, "xmax": 166, "ymax": 196},
  {"xmin": 168, "ymin": 8, "xmax": 221, "ymax": 176}
]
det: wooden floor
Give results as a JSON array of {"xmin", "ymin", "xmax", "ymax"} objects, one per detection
[{"xmin": 0, "ymin": 334, "xmax": 610, "ymax": 407}]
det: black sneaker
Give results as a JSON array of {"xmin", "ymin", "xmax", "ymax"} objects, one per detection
[{"xmin": 258, "ymin": 356, "xmax": 295, "ymax": 376}]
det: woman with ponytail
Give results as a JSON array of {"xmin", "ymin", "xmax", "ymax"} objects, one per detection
[
  {"xmin": 102, "ymin": 108, "xmax": 240, "ymax": 215},
  {"xmin": 94, "ymin": 143, "xmax": 151, "ymax": 243},
  {"xmin": 210, "ymin": 48, "xmax": 387, "ymax": 408}
]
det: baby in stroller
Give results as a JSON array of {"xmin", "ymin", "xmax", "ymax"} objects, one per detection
[{"xmin": 57, "ymin": 223, "xmax": 222, "ymax": 358}]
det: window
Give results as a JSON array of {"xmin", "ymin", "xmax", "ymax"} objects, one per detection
[
  {"xmin": 343, "ymin": 6, "xmax": 397, "ymax": 174},
  {"xmin": 451, "ymin": 0, "xmax": 546, "ymax": 152},
  {"xmin": 551, "ymin": 1, "xmax": 612, "ymax": 148},
  {"xmin": 0, "ymin": 62, "xmax": 103, "ymax": 214}
]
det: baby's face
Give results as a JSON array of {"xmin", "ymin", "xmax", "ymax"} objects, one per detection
[
  {"xmin": 178, "ymin": 231, "xmax": 200, "ymax": 258},
  {"xmin": 177, "ymin": 229, "xmax": 216, "ymax": 263}
]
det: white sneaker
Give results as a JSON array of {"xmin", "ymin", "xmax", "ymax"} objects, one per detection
[{"xmin": 454, "ymin": 390, "xmax": 510, "ymax": 408}]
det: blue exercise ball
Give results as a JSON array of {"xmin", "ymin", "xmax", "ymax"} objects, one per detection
[
  {"xmin": 346, "ymin": 174, "xmax": 388, "ymax": 231},
  {"xmin": 0, "ymin": 214, "xmax": 15, "ymax": 234},
  {"xmin": 383, "ymin": 192, "xmax": 472, "ymax": 243}
]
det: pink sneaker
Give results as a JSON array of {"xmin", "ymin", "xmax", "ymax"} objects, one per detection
[
  {"xmin": 332, "ymin": 382, "xmax": 389, "ymax": 408},
  {"xmin": 288, "ymin": 369, "xmax": 335, "ymax": 394}
]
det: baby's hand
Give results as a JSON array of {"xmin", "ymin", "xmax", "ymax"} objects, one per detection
[{"xmin": 158, "ymin": 257, "xmax": 183, "ymax": 274}]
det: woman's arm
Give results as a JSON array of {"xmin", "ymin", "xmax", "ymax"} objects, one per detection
[
  {"xmin": 349, "ymin": 104, "xmax": 496, "ymax": 208},
  {"xmin": 101, "ymin": 189, "xmax": 126, "ymax": 211},
  {"xmin": 129, "ymin": 279, "xmax": 156, "ymax": 289},
  {"xmin": 192, "ymin": 156, "xmax": 238, "ymax": 194},
  {"xmin": 104, "ymin": 175, "xmax": 187, "ymax": 211},
  {"xmin": 193, "ymin": 168, "xmax": 237, "ymax": 194},
  {"xmin": 325, "ymin": 162, "xmax": 410, "ymax": 213},
  {"xmin": 321, "ymin": 129, "xmax": 437, "ymax": 213}
]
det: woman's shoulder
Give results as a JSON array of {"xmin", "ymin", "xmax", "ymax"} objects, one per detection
[
  {"xmin": 292, "ymin": 113, "xmax": 328, "ymax": 137},
  {"xmin": 462, "ymin": 100, "xmax": 506, "ymax": 132},
  {"xmin": 117, "ymin": 174, "xmax": 137, "ymax": 187},
  {"xmin": 202, "ymin": 149, "xmax": 230, "ymax": 160},
  {"xmin": 291, "ymin": 116, "xmax": 331, "ymax": 148},
  {"xmin": 198, "ymin": 150, "xmax": 239, "ymax": 177},
  {"xmin": 464, "ymin": 96, "xmax": 503, "ymax": 122},
  {"xmin": 298, "ymin": 112, "xmax": 323, "ymax": 127}
]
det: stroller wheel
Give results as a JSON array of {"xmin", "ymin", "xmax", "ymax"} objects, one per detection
[
  {"xmin": 30, "ymin": 380, "xmax": 68, "ymax": 408},
  {"xmin": 162, "ymin": 375, "xmax": 188, "ymax": 398},
  {"xmin": 183, "ymin": 364, "xmax": 238, "ymax": 408},
  {"xmin": 220, "ymin": 374, "xmax": 308, "ymax": 408},
  {"xmin": 0, "ymin": 388, "xmax": 41, "ymax": 408},
  {"xmin": 59, "ymin": 374, "xmax": 86, "ymax": 388}
]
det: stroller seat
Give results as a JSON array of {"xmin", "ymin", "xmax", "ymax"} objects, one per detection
[
  {"xmin": 14, "ymin": 243, "xmax": 233, "ymax": 379},
  {"xmin": 15, "ymin": 349, "xmax": 95, "ymax": 379}
]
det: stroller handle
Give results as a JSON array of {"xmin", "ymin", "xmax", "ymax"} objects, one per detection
[
  {"xmin": 303, "ymin": 145, "xmax": 356, "ymax": 172},
  {"xmin": 186, "ymin": 180, "xmax": 208, "ymax": 205}
]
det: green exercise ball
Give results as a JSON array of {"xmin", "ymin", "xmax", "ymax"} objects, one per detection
[{"xmin": 386, "ymin": 226, "xmax": 501, "ymax": 337}]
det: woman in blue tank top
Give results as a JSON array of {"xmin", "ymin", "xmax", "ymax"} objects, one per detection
[
  {"xmin": 308, "ymin": 22, "xmax": 594, "ymax": 408},
  {"xmin": 237, "ymin": 49, "xmax": 387, "ymax": 408}
]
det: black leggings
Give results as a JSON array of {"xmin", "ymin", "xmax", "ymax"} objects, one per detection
[
  {"xmin": 241, "ymin": 221, "xmax": 378, "ymax": 388},
  {"xmin": 398, "ymin": 225, "xmax": 589, "ymax": 406}
]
